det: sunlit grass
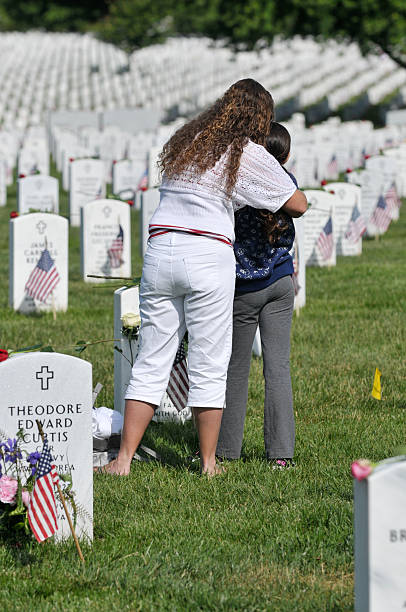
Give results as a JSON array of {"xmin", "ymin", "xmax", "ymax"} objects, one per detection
[{"xmin": 0, "ymin": 168, "xmax": 405, "ymax": 610}]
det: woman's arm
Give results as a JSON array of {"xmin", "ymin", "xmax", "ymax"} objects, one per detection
[{"xmin": 281, "ymin": 189, "xmax": 308, "ymax": 217}]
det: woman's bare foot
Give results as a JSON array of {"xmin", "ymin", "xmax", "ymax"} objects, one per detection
[
  {"xmin": 94, "ymin": 457, "xmax": 131, "ymax": 476},
  {"xmin": 201, "ymin": 462, "xmax": 226, "ymax": 477}
]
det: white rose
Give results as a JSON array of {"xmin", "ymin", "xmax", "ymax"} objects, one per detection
[{"xmin": 121, "ymin": 312, "xmax": 141, "ymax": 329}]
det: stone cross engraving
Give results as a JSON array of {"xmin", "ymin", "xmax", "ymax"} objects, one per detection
[{"xmin": 36, "ymin": 366, "xmax": 54, "ymax": 390}]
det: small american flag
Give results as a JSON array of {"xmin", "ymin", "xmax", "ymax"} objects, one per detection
[
  {"xmin": 25, "ymin": 247, "xmax": 60, "ymax": 303},
  {"xmin": 371, "ymin": 195, "xmax": 391, "ymax": 232},
  {"xmin": 137, "ymin": 169, "xmax": 148, "ymax": 191},
  {"xmin": 327, "ymin": 154, "xmax": 338, "ymax": 178},
  {"xmin": 27, "ymin": 437, "xmax": 59, "ymax": 543},
  {"xmin": 108, "ymin": 225, "xmax": 124, "ymax": 268},
  {"xmin": 384, "ymin": 182, "xmax": 400, "ymax": 213},
  {"xmin": 344, "ymin": 205, "xmax": 366, "ymax": 243},
  {"xmin": 167, "ymin": 338, "xmax": 189, "ymax": 412},
  {"xmin": 317, "ymin": 216, "xmax": 334, "ymax": 261}
]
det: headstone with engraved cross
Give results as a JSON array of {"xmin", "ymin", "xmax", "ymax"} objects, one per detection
[
  {"xmin": 354, "ymin": 458, "xmax": 406, "ymax": 612},
  {"xmin": 81, "ymin": 198, "xmax": 131, "ymax": 283},
  {"xmin": 0, "ymin": 352, "xmax": 93, "ymax": 541},
  {"xmin": 69, "ymin": 158, "xmax": 106, "ymax": 227},
  {"xmin": 9, "ymin": 212, "xmax": 68, "ymax": 313},
  {"xmin": 18, "ymin": 174, "xmax": 59, "ymax": 215}
]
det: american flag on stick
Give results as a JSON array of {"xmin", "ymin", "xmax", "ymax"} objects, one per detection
[
  {"xmin": 344, "ymin": 204, "xmax": 366, "ymax": 243},
  {"xmin": 137, "ymin": 168, "xmax": 148, "ymax": 191},
  {"xmin": 371, "ymin": 195, "xmax": 391, "ymax": 232},
  {"xmin": 108, "ymin": 225, "xmax": 124, "ymax": 268},
  {"xmin": 167, "ymin": 338, "xmax": 189, "ymax": 412},
  {"xmin": 327, "ymin": 154, "xmax": 338, "ymax": 178},
  {"xmin": 27, "ymin": 437, "xmax": 59, "ymax": 543},
  {"xmin": 384, "ymin": 182, "xmax": 400, "ymax": 213},
  {"xmin": 25, "ymin": 246, "xmax": 60, "ymax": 303},
  {"xmin": 317, "ymin": 216, "xmax": 334, "ymax": 261}
]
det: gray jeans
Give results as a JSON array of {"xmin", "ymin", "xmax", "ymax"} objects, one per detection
[{"xmin": 216, "ymin": 275, "xmax": 295, "ymax": 460}]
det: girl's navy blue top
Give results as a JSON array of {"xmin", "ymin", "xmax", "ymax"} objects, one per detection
[{"xmin": 234, "ymin": 171, "xmax": 297, "ymax": 295}]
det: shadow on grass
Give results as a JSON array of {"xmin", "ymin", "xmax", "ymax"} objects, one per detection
[
  {"xmin": 1, "ymin": 534, "xmax": 37, "ymax": 566},
  {"xmin": 141, "ymin": 420, "xmax": 199, "ymax": 469}
]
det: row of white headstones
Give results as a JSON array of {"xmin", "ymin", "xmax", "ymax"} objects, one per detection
[
  {"xmin": 7, "ymin": 111, "xmax": 405, "ymax": 315},
  {"xmin": 2, "ymin": 33, "xmax": 406, "ymax": 130}
]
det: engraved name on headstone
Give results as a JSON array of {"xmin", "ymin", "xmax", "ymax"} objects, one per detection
[
  {"xmin": 9, "ymin": 212, "xmax": 68, "ymax": 313},
  {"xmin": 81, "ymin": 198, "xmax": 131, "ymax": 283},
  {"xmin": 0, "ymin": 353, "xmax": 93, "ymax": 541},
  {"xmin": 354, "ymin": 459, "xmax": 406, "ymax": 612}
]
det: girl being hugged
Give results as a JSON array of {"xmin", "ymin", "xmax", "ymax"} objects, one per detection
[
  {"xmin": 216, "ymin": 121, "xmax": 304, "ymax": 468},
  {"xmin": 102, "ymin": 80, "xmax": 307, "ymax": 477}
]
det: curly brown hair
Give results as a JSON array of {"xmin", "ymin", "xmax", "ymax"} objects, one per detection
[{"xmin": 159, "ymin": 79, "xmax": 274, "ymax": 196}]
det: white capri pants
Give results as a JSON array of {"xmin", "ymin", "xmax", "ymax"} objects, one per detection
[{"xmin": 125, "ymin": 231, "xmax": 236, "ymax": 408}]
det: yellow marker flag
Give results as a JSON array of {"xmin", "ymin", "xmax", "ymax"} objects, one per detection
[{"xmin": 371, "ymin": 368, "xmax": 382, "ymax": 400}]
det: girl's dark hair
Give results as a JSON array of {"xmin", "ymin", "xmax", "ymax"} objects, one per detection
[
  {"xmin": 264, "ymin": 122, "xmax": 291, "ymax": 164},
  {"xmin": 159, "ymin": 78, "xmax": 274, "ymax": 196},
  {"xmin": 260, "ymin": 122, "xmax": 292, "ymax": 243}
]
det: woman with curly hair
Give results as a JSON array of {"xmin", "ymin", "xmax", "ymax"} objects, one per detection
[{"xmin": 103, "ymin": 79, "xmax": 307, "ymax": 476}]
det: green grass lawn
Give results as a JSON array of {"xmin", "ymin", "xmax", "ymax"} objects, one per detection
[{"xmin": 0, "ymin": 169, "xmax": 405, "ymax": 611}]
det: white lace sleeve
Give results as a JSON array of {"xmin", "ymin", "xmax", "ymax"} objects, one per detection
[{"xmin": 233, "ymin": 141, "xmax": 297, "ymax": 212}]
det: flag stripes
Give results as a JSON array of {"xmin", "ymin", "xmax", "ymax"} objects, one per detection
[
  {"xmin": 384, "ymin": 182, "xmax": 400, "ymax": 214},
  {"xmin": 167, "ymin": 339, "xmax": 189, "ymax": 412},
  {"xmin": 344, "ymin": 204, "xmax": 366, "ymax": 243},
  {"xmin": 137, "ymin": 169, "xmax": 148, "ymax": 191},
  {"xmin": 108, "ymin": 225, "xmax": 124, "ymax": 268},
  {"xmin": 371, "ymin": 195, "xmax": 391, "ymax": 232},
  {"xmin": 25, "ymin": 247, "xmax": 60, "ymax": 303},
  {"xmin": 317, "ymin": 216, "xmax": 334, "ymax": 261},
  {"xmin": 27, "ymin": 438, "xmax": 59, "ymax": 543}
]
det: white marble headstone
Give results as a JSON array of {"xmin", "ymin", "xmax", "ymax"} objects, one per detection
[
  {"xmin": 112, "ymin": 158, "xmax": 147, "ymax": 200},
  {"xmin": 383, "ymin": 148, "xmax": 406, "ymax": 197},
  {"xmin": 18, "ymin": 145, "xmax": 49, "ymax": 176},
  {"xmin": 294, "ymin": 146, "xmax": 319, "ymax": 188},
  {"xmin": 18, "ymin": 175, "xmax": 59, "ymax": 215},
  {"xmin": 81, "ymin": 199, "xmax": 131, "ymax": 283},
  {"xmin": 354, "ymin": 459, "xmax": 406, "ymax": 612},
  {"xmin": 140, "ymin": 189, "xmax": 160, "ymax": 257},
  {"xmin": 292, "ymin": 215, "xmax": 306, "ymax": 308},
  {"xmin": 0, "ymin": 159, "xmax": 6, "ymax": 206},
  {"xmin": 0, "ymin": 352, "xmax": 93, "ymax": 541},
  {"xmin": 365, "ymin": 156, "xmax": 399, "ymax": 221},
  {"xmin": 69, "ymin": 158, "xmax": 106, "ymax": 227},
  {"xmin": 323, "ymin": 183, "xmax": 363, "ymax": 256},
  {"xmin": 9, "ymin": 213, "xmax": 68, "ymax": 313},
  {"xmin": 114, "ymin": 286, "xmax": 140, "ymax": 416},
  {"xmin": 303, "ymin": 190, "xmax": 336, "ymax": 266},
  {"xmin": 351, "ymin": 170, "xmax": 385, "ymax": 237},
  {"xmin": 113, "ymin": 286, "xmax": 191, "ymax": 423}
]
